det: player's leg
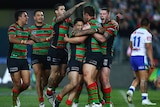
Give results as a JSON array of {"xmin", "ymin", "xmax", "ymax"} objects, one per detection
[
  {"xmin": 53, "ymin": 71, "xmax": 79, "ymax": 107},
  {"xmin": 100, "ymin": 67, "xmax": 112, "ymax": 106},
  {"xmin": 32, "ymin": 63, "xmax": 45, "ymax": 106},
  {"xmin": 83, "ymin": 63, "xmax": 101, "ymax": 106},
  {"xmin": 72, "ymin": 75, "xmax": 84, "ymax": 107},
  {"xmin": 10, "ymin": 71, "xmax": 22, "ymax": 107},
  {"xmin": 126, "ymin": 75, "xmax": 139, "ymax": 103},
  {"xmin": 46, "ymin": 65, "xmax": 59, "ymax": 97},
  {"xmin": 138, "ymin": 70, "xmax": 156, "ymax": 105}
]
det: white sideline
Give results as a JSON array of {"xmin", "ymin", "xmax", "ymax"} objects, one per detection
[{"xmin": 119, "ymin": 90, "xmax": 135, "ymax": 107}]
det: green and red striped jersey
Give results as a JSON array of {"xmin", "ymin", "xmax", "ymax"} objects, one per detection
[
  {"xmin": 69, "ymin": 31, "xmax": 86, "ymax": 62},
  {"xmin": 86, "ymin": 18, "xmax": 102, "ymax": 53},
  {"xmin": 29, "ymin": 23, "xmax": 53, "ymax": 55},
  {"xmin": 51, "ymin": 16, "xmax": 72, "ymax": 49},
  {"xmin": 101, "ymin": 21, "xmax": 118, "ymax": 56},
  {"xmin": 8, "ymin": 23, "xmax": 29, "ymax": 59}
]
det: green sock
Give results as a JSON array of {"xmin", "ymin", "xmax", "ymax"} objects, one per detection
[
  {"xmin": 87, "ymin": 82, "xmax": 100, "ymax": 104},
  {"xmin": 103, "ymin": 87, "xmax": 112, "ymax": 107}
]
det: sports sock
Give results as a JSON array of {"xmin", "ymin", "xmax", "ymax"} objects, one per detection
[
  {"xmin": 39, "ymin": 97, "xmax": 44, "ymax": 103},
  {"xmin": 103, "ymin": 87, "xmax": 112, "ymax": 107},
  {"xmin": 87, "ymin": 82, "xmax": 100, "ymax": 104},
  {"xmin": 129, "ymin": 86, "xmax": 135, "ymax": 93},
  {"xmin": 56, "ymin": 94, "xmax": 62, "ymax": 102},
  {"xmin": 66, "ymin": 99, "xmax": 72, "ymax": 107},
  {"xmin": 142, "ymin": 93, "xmax": 148, "ymax": 100},
  {"xmin": 46, "ymin": 87, "xmax": 53, "ymax": 96},
  {"xmin": 12, "ymin": 89, "xmax": 19, "ymax": 106}
]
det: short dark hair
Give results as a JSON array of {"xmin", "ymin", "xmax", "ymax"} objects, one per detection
[
  {"xmin": 140, "ymin": 18, "xmax": 150, "ymax": 26},
  {"xmin": 15, "ymin": 10, "xmax": 27, "ymax": 21},
  {"xmin": 34, "ymin": 9, "xmax": 43, "ymax": 16},
  {"xmin": 101, "ymin": 8, "xmax": 110, "ymax": 13},
  {"xmin": 83, "ymin": 6, "xmax": 95, "ymax": 17},
  {"xmin": 54, "ymin": 3, "xmax": 64, "ymax": 11},
  {"xmin": 74, "ymin": 18, "xmax": 84, "ymax": 25}
]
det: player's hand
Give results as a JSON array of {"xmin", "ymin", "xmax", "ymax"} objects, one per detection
[
  {"xmin": 64, "ymin": 34, "xmax": 69, "ymax": 42},
  {"xmin": 25, "ymin": 40, "xmax": 35, "ymax": 45},
  {"xmin": 98, "ymin": 27, "xmax": 105, "ymax": 34},
  {"xmin": 111, "ymin": 19, "xmax": 119, "ymax": 30},
  {"xmin": 150, "ymin": 60, "xmax": 155, "ymax": 69},
  {"xmin": 83, "ymin": 23, "xmax": 91, "ymax": 30},
  {"xmin": 76, "ymin": 1, "xmax": 86, "ymax": 7}
]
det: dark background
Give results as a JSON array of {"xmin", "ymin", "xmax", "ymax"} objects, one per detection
[{"xmin": 1, "ymin": 0, "xmax": 69, "ymax": 9}]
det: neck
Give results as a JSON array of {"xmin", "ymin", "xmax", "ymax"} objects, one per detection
[
  {"xmin": 16, "ymin": 21, "xmax": 24, "ymax": 27},
  {"xmin": 35, "ymin": 22, "xmax": 43, "ymax": 26}
]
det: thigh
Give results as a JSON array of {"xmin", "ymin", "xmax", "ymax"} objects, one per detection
[
  {"xmin": 10, "ymin": 71, "xmax": 21, "ymax": 86},
  {"xmin": 83, "ymin": 63, "xmax": 97, "ymax": 78},
  {"xmin": 21, "ymin": 70, "xmax": 30, "ymax": 84}
]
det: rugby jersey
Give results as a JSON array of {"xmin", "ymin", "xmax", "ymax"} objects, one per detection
[
  {"xmin": 8, "ymin": 23, "xmax": 29, "ymax": 59},
  {"xmin": 69, "ymin": 31, "xmax": 86, "ymax": 62},
  {"xmin": 51, "ymin": 16, "xmax": 72, "ymax": 48},
  {"xmin": 85, "ymin": 18, "xmax": 102, "ymax": 53},
  {"xmin": 29, "ymin": 23, "xmax": 53, "ymax": 55},
  {"xmin": 101, "ymin": 21, "xmax": 118, "ymax": 56}
]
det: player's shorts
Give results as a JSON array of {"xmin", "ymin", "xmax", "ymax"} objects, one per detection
[
  {"xmin": 102, "ymin": 55, "xmax": 113, "ymax": 68},
  {"xmin": 31, "ymin": 54, "xmax": 50, "ymax": 70},
  {"xmin": 7, "ymin": 58, "xmax": 29, "ymax": 73},
  {"xmin": 130, "ymin": 56, "xmax": 149, "ymax": 71},
  {"xmin": 66, "ymin": 59, "xmax": 83, "ymax": 74},
  {"xmin": 47, "ymin": 47, "xmax": 68, "ymax": 65},
  {"xmin": 83, "ymin": 52, "xmax": 103, "ymax": 70}
]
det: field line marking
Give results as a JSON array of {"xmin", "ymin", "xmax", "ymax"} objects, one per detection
[{"xmin": 119, "ymin": 90, "xmax": 135, "ymax": 107}]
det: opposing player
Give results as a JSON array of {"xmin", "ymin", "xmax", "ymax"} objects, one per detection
[
  {"xmin": 45, "ymin": 1, "xmax": 86, "ymax": 105},
  {"xmin": 126, "ymin": 18, "xmax": 156, "ymax": 105},
  {"xmin": 29, "ymin": 10, "xmax": 53, "ymax": 107},
  {"xmin": 7, "ymin": 10, "xmax": 34, "ymax": 107}
]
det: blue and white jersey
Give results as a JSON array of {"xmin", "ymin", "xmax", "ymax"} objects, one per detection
[
  {"xmin": 130, "ymin": 27, "xmax": 152, "ymax": 71},
  {"xmin": 130, "ymin": 27, "xmax": 152, "ymax": 56}
]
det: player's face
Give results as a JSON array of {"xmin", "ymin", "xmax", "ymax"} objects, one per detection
[
  {"xmin": 56, "ymin": 6, "xmax": 66, "ymax": 16},
  {"xmin": 19, "ymin": 12, "xmax": 29, "ymax": 25},
  {"xmin": 34, "ymin": 11, "xmax": 44, "ymax": 23},
  {"xmin": 75, "ymin": 21, "xmax": 84, "ymax": 30},
  {"xmin": 100, "ymin": 10, "xmax": 109, "ymax": 22}
]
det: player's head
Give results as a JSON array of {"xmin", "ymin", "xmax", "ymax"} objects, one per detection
[
  {"xmin": 73, "ymin": 18, "xmax": 85, "ymax": 30},
  {"xmin": 15, "ymin": 10, "xmax": 29, "ymax": 25},
  {"xmin": 140, "ymin": 17, "xmax": 150, "ymax": 29},
  {"xmin": 83, "ymin": 6, "xmax": 95, "ymax": 22},
  {"xmin": 54, "ymin": 3, "xmax": 66, "ymax": 16},
  {"xmin": 33, "ymin": 10, "xmax": 44, "ymax": 24},
  {"xmin": 100, "ymin": 8, "xmax": 110, "ymax": 23}
]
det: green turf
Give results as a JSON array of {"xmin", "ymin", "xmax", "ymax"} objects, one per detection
[{"xmin": 0, "ymin": 87, "xmax": 159, "ymax": 107}]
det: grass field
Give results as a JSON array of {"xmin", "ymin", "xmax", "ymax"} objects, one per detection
[{"xmin": 0, "ymin": 87, "xmax": 159, "ymax": 107}]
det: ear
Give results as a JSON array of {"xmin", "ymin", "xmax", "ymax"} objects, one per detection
[{"xmin": 55, "ymin": 10, "xmax": 58, "ymax": 14}]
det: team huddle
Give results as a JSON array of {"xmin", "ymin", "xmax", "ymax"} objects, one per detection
[{"xmin": 7, "ymin": 1, "xmax": 156, "ymax": 107}]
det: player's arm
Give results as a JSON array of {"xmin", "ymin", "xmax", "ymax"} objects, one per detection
[
  {"xmin": 64, "ymin": 34, "xmax": 87, "ymax": 44},
  {"xmin": 56, "ymin": 1, "xmax": 86, "ymax": 23},
  {"xmin": 93, "ymin": 33, "xmax": 107, "ymax": 43},
  {"xmin": 29, "ymin": 33, "xmax": 53, "ymax": 42},
  {"xmin": 146, "ymin": 42, "xmax": 155, "ymax": 68},
  {"xmin": 29, "ymin": 29, "xmax": 54, "ymax": 42},
  {"xmin": 75, "ymin": 27, "xmax": 105, "ymax": 37},
  {"xmin": 9, "ymin": 34, "xmax": 34, "ymax": 45}
]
